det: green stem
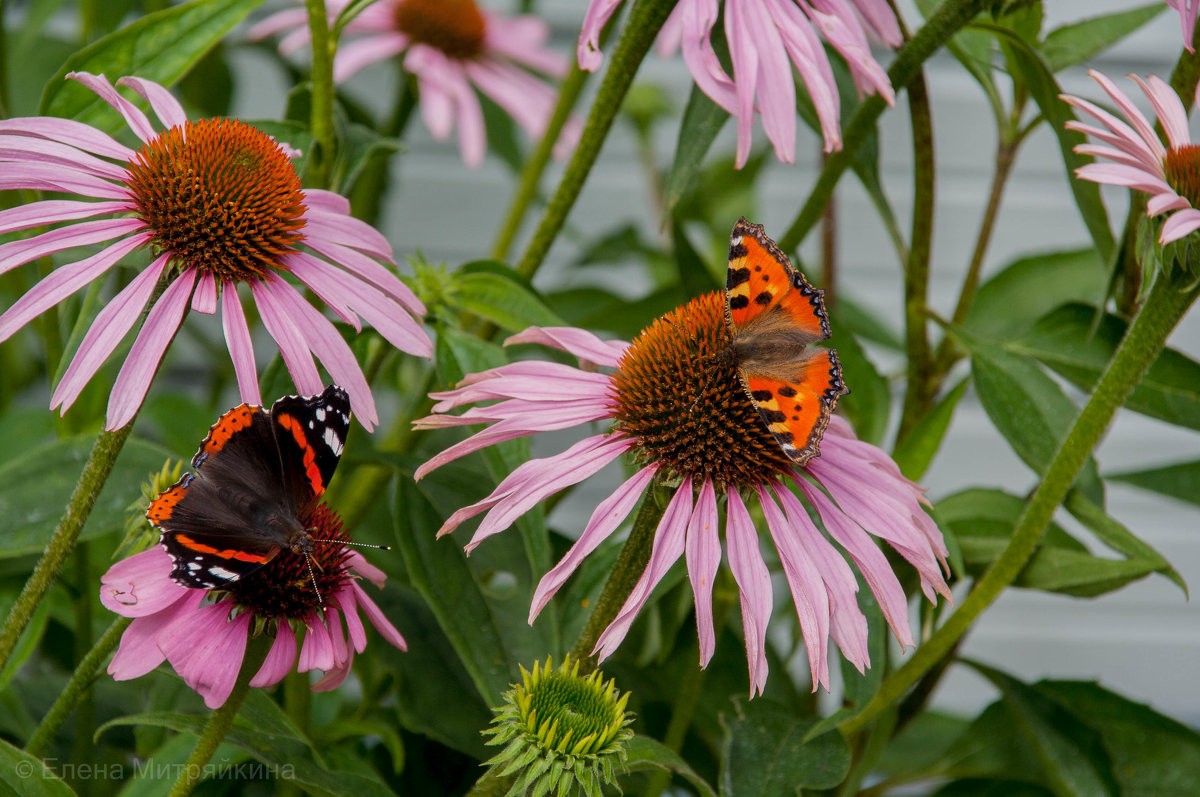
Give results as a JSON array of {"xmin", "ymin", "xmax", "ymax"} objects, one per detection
[
  {"xmin": 515, "ymin": 0, "xmax": 678, "ymax": 280},
  {"xmin": 491, "ymin": 64, "xmax": 589, "ymax": 262},
  {"xmin": 167, "ymin": 638, "xmax": 270, "ymax": 797},
  {"xmin": 0, "ymin": 422, "xmax": 135, "ymax": 673},
  {"xmin": 896, "ymin": 69, "xmax": 935, "ymax": 444},
  {"xmin": 25, "ymin": 617, "xmax": 131, "ymax": 757},
  {"xmin": 305, "ymin": 0, "xmax": 336, "ymax": 190},
  {"xmin": 569, "ymin": 486, "xmax": 668, "ymax": 673},
  {"xmin": 779, "ymin": 0, "xmax": 986, "ymax": 253},
  {"xmin": 0, "ymin": 0, "xmax": 9, "ymax": 116},
  {"xmin": 839, "ymin": 272, "xmax": 1200, "ymax": 737},
  {"xmin": 70, "ymin": 542, "xmax": 95, "ymax": 772}
]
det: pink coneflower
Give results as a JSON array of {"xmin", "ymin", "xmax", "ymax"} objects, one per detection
[
  {"xmin": 0, "ymin": 72, "xmax": 431, "ymax": 430},
  {"xmin": 415, "ymin": 299, "xmax": 950, "ymax": 695},
  {"xmin": 1064, "ymin": 69, "xmax": 1200, "ymax": 244},
  {"xmin": 100, "ymin": 503, "xmax": 405, "ymax": 708},
  {"xmin": 1168, "ymin": 0, "xmax": 1199, "ymax": 51},
  {"xmin": 579, "ymin": 0, "xmax": 899, "ymax": 166},
  {"xmin": 250, "ymin": 0, "xmax": 577, "ymax": 168}
]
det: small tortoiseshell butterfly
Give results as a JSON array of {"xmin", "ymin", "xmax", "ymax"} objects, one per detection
[{"xmin": 723, "ymin": 217, "xmax": 848, "ymax": 465}]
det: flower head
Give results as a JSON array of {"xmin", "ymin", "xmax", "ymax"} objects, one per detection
[
  {"xmin": 100, "ymin": 503, "xmax": 405, "ymax": 708},
  {"xmin": 417, "ymin": 303, "xmax": 950, "ymax": 694},
  {"xmin": 1064, "ymin": 69, "xmax": 1200, "ymax": 245},
  {"xmin": 0, "ymin": 72, "xmax": 431, "ymax": 430},
  {"xmin": 250, "ymin": 0, "xmax": 578, "ymax": 167},
  {"xmin": 580, "ymin": 0, "xmax": 899, "ymax": 166},
  {"xmin": 482, "ymin": 656, "xmax": 633, "ymax": 797}
]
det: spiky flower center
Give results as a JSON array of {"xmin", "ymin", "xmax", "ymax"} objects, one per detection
[
  {"xmin": 1165, "ymin": 144, "xmax": 1200, "ymax": 208},
  {"xmin": 394, "ymin": 0, "xmax": 486, "ymax": 59},
  {"xmin": 611, "ymin": 292, "xmax": 796, "ymax": 489},
  {"xmin": 126, "ymin": 118, "xmax": 306, "ymax": 283},
  {"xmin": 483, "ymin": 657, "xmax": 633, "ymax": 797},
  {"xmin": 222, "ymin": 503, "xmax": 352, "ymax": 618}
]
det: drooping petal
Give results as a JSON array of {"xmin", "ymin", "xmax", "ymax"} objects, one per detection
[
  {"xmin": 250, "ymin": 619, "xmax": 299, "ymax": 688},
  {"xmin": 352, "ymin": 582, "xmax": 407, "ymax": 650},
  {"xmin": 160, "ymin": 603, "xmax": 251, "ymax": 709},
  {"xmin": 505, "ymin": 326, "xmax": 629, "ymax": 368},
  {"xmin": 484, "ymin": 12, "xmax": 566, "ymax": 75},
  {"xmin": 347, "ymin": 551, "xmax": 387, "ymax": 589},
  {"xmin": 578, "ymin": 0, "xmax": 626, "ymax": 70},
  {"xmin": 0, "ymin": 117, "xmax": 135, "ymax": 161},
  {"xmin": 191, "ymin": 271, "xmax": 217, "ymax": 314},
  {"xmin": 336, "ymin": 584, "xmax": 369, "ymax": 653},
  {"xmin": 686, "ymin": 479, "xmax": 722, "ymax": 666},
  {"xmin": 594, "ymin": 478, "xmax": 695, "ymax": 661},
  {"xmin": 1161, "ymin": 209, "xmax": 1200, "ymax": 243},
  {"xmin": 106, "ymin": 267, "xmax": 197, "ymax": 429},
  {"xmin": 99, "ymin": 547, "xmax": 190, "ymax": 618},
  {"xmin": 67, "ymin": 72, "xmax": 156, "ymax": 142},
  {"xmin": 0, "ymin": 217, "xmax": 145, "ymax": 277},
  {"xmin": 251, "ymin": 277, "xmax": 324, "ymax": 396},
  {"xmin": 118, "ymin": 76, "xmax": 187, "ymax": 131},
  {"xmin": 298, "ymin": 613, "xmax": 336, "ymax": 673},
  {"xmin": 0, "ymin": 199, "xmax": 129, "ymax": 236},
  {"xmin": 333, "ymin": 32, "xmax": 409, "ymax": 82},
  {"xmin": 109, "ymin": 591, "xmax": 204, "ymax": 680},
  {"xmin": 530, "ymin": 464, "xmax": 658, "ymax": 622},
  {"xmin": 220, "ymin": 283, "xmax": 262, "ymax": 407},
  {"xmin": 724, "ymin": 487, "xmax": 771, "ymax": 696}
]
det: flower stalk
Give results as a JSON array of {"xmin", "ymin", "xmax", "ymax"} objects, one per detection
[
  {"xmin": 779, "ymin": 0, "xmax": 988, "ymax": 253},
  {"xmin": 516, "ymin": 0, "xmax": 678, "ymax": 279},
  {"xmin": 0, "ymin": 421, "xmax": 136, "ymax": 673},
  {"xmin": 840, "ymin": 270, "xmax": 1200, "ymax": 736},
  {"xmin": 25, "ymin": 617, "xmax": 132, "ymax": 757},
  {"xmin": 305, "ymin": 0, "xmax": 337, "ymax": 189}
]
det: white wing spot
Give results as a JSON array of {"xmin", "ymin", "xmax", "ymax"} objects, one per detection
[
  {"xmin": 316, "ymin": 407, "xmax": 327, "ymax": 421},
  {"xmin": 324, "ymin": 427, "xmax": 343, "ymax": 456},
  {"xmin": 208, "ymin": 566, "xmax": 238, "ymax": 581}
]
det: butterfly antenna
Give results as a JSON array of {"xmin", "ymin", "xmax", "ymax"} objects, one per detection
[
  {"xmin": 311, "ymin": 539, "xmax": 391, "ymax": 551},
  {"xmin": 303, "ymin": 552, "xmax": 324, "ymax": 605}
]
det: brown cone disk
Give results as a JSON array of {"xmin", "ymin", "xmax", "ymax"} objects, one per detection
[
  {"xmin": 1165, "ymin": 144, "xmax": 1200, "ymax": 208},
  {"xmin": 394, "ymin": 0, "xmax": 486, "ymax": 59},
  {"xmin": 126, "ymin": 118, "xmax": 306, "ymax": 284},
  {"xmin": 611, "ymin": 292, "xmax": 796, "ymax": 489},
  {"xmin": 225, "ymin": 503, "xmax": 352, "ymax": 619}
]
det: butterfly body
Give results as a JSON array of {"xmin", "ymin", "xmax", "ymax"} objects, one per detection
[
  {"xmin": 722, "ymin": 218, "xmax": 848, "ymax": 465},
  {"xmin": 146, "ymin": 385, "xmax": 351, "ymax": 589}
]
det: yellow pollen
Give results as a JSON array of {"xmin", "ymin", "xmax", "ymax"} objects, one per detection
[{"xmin": 394, "ymin": 0, "xmax": 487, "ymax": 59}]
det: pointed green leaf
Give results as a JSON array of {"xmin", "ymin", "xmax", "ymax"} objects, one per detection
[
  {"xmin": 720, "ymin": 698, "xmax": 850, "ymax": 795},
  {"xmin": 1064, "ymin": 490, "xmax": 1186, "ymax": 595},
  {"xmin": 893, "ymin": 379, "xmax": 968, "ymax": 481},
  {"xmin": 447, "ymin": 269, "xmax": 565, "ymax": 332},
  {"xmin": 624, "ymin": 736, "xmax": 717, "ymax": 797},
  {"xmin": 1040, "ymin": 4, "xmax": 1164, "ymax": 73},
  {"xmin": 663, "ymin": 85, "xmax": 729, "ymax": 218},
  {"xmin": 0, "ymin": 738, "xmax": 73, "ymax": 796},
  {"xmin": 965, "ymin": 250, "xmax": 1108, "ymax": 342},
  {"xmin": 1109, "ymin": 459, "xmax": 1200, "ymax": 509}
]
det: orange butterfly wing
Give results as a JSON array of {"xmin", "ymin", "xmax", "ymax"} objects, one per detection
[
  {"xmin": 743, "ymin": 350, "xmax": 847, "ymax": 465},
  {"xmin": 725, "ymin": 217, "xmax": 830, "ymax": 342}
]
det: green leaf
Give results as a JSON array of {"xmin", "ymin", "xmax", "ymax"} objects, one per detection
[
  {"xmin": 663, "ymin": 84, "xmax": 729, "ymax": 218},
  {"xmin": 836, "ymin": 296, "xmax": 904, "ymax": 351},
  {"xmin": 1063, "ymin": 491, "xmax": 1185, "ymax": 595},
  {"xmin": 1014, "ymin": 303, "xmax": 1200, "ymax": 432},
  {"xmin": 40, "ymin": 0, "xmax": 265, "ymax": 129},
  {"xmin": 916, "ymin": 0, "xmax": 998, "ymax": 104},
  {"xmin": 983, "ymin": 24, "xmax": 1114, "ymax": 263},
  {"xmin": 1039, "ymin": 4, "xmax": 1164, "ymax": 73},
  {"xmin": 393, "ymin": 478, "xmax": 514, "ymax": 706},
  {"xmin": 893, "ymin": 379, "xmax": 968, "ymax": 481},
  {"xmin": 876, "ymin": 711, "xmax": 972, "ymax": 778},
  {"xmin": 334, "ymin": 122, "xmax": 402, "ymax": 196},
  {"xmin": 671, "ymin": 219, "xmax": 722, "ymax": 297},
  {"xmin": 446, "ymin": 269, "xmax": 565, "ymax": 333},
  {"xmin": 1036, "ymin": 680, "xmax": 1200, "ymax": 796},
  {"xmin": 0, "ymin": 738, "xmax": 73, "ymax": 796},
  {"xmin": 938, "ymin": 489, "xmax": 1159, "ymax": 597},
  {"xmin": 965, "ymin": 249, "xmax": 1108, "ymax": 342},
  {"xmin": 1109, "ymin": 459, "xmax": 1200, "ymax": 509},
  {"xmin": 965, "ymin": 662, "xmax": 1120, "ymax": 797},
  {"xmin": 969, "ymin": 343, "xmax": 1097, "ymax": 491},
  {"xmin": 934, "ymin": 780, "xmax": 1056, "ymax": 797},
  {"xmin": 720, "ymin": 698, "xmax": 850, "ymax": 795},
  {"xmin": 624, "ymin": 736, "xmax": 717, "ymax": 797},
  {"xmin": 831, "ymin": 329, "xmax": 889, "ymax": 446},
  {"xmin": 0, "ymin": 436, "xmax": 174, "ymax": 559}
]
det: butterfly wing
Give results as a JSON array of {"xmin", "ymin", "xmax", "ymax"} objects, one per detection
[
  {"xmin": 726, "ymin": 217, "xmax": 830, "ymax": 343},
  {"xmin": 741, "ymin": 350, "xmax": 848, "ymax": 466},
  {"xmin": 147, "ymin": 404, "xmax": 290, "ymax": 588},
  {"xmin": 268, "ymin": 384, "xmax": 351, "ymax": 518}
]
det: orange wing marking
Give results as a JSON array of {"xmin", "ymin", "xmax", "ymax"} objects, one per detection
[{"xmin": 275, "ymin": 412, "xmax": 325, "ymax": 497}]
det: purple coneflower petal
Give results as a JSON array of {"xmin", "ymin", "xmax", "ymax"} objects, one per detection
[
  {"xmin": 347, "ymin": 550, "xmax": 387, "ymax": 588},
  {"xmin": 298, "ymin": 613, "xmax": 337, "ymax": 672},
  {"xmin": 578, "ymin": 0, "xmax": 625, "ymax": 70},
  {"xmin": 333, "ymin": 32, "xmax": 409, "ymax": 82},
  {"xmin": 1161, "ymin": 209, "xmax": 1200, "ymax": 242},
  {"xmin": 0, "ymin": 161, "xmax": 131, "ymax": 199},
  {"xmin": 304, "ymin": 237, "xmax": 425, "ymax": 316},
  {"xmin": 485, "ymin": 13, "xmax": 566, "ymax": 75},
  {"xmin": 0, "ymin": 199, "xmax": 129, "ymax": 236},
  {"xmin": 594, "ymin": 478, "xmax": 694, "ymax": 661},
  {"xmin": 251, "ymin": 278, "xmax": 325, "ymax": 395},
  {"xmin": 530, "ymin": 464, "xmax": 658, "ymax": 622},
  {"xmin": 1086, "ymin": 69, "xmax": 1165, "ymax": 160},
  {"xmin": 67, "ymin": 72, "xmax": 156, "ymax": 143},
  {"xmin": 0, "ymin": 218, "xmax": 145, "ymax": 277},
  {"xmin": 284, "ymin": 253, "xmax": 362, "ymax": 329},
  {"xmin": 99, "ymin": 548, "xmax": 189, "ymax": 617},
  {"xmin": 106, "ymin": 267, "xmax": 196, "ymax": 429},
  {"xmin": 352, "ymin": 581, "xmax": 407, "ymax": 650},
  {"xmin": 162, "ymin": 603, "xmax": 251, "ymax": 709},
  {"xmin": 245, "ymin": 7, "xmax": 310, "ymax": 43},
  {"xmin": 1149, "ymin": 193, "xmax": 1192, "ymax": 215},
  {"xmin": 220, "ymin": 284, "xmax": 262, "ymax": 406},
  {"xmin": 0, "ymin": 117, "xmax": 134, "ymax": 161},
  {"xmin": 304, "ymin": 206, "xmax": 394, "ymax": 262},
  {"xmin": 250, "ymin": 619, "xmax": 298, "ymax": 688},
  {"xmin": 1168, "ymin": 0, "xmax": 1199, "ymax": 51},
  {"xmin": 191, "ymin": 272, "xmax": 218, "ymax": 314},
  {"xmin": 770, "ymin": 0, "xmax": 840, "ymax": 150},
  {"xmin": 1133, "ymin": 74, "xmax": 1190, "ymax": 150},
  {"xmin": 1075, "ymin": 163, "xmax": 1172, "ymax": 195},
  {"xmin": 338, "ymin": 585, "xmax": 369, "ymax": 653},
  {"xmin": 52, "ymin": 253, "xmax": 169, "ymax": 413},
  {"xmin": 108, "ymin": 591, "xmax": 203, "ymax": 680},
  {"xmin": 724, "ymin": 486, "xmax": 771, "ymax": 696},
  {"xmin": 686, "ymin": 478, "xmax": 721, "ymax": 666},
  {"xmin": 312, "ymin": 647, "xmax": 354, "ymax": 692},
  {"xmin": 505, "ymin": 326, "xmax": 629, "ymax": 368},
  {"xmin": 117, "ymin": 76, "xmax": 188, "ymax": 131},
  {"xmin": 851, "ymin": 0, "xmax": 902, "ymax": 46},
  {"xmin": 327, "ymin": 606, "xmax": 349, "ymax": 665},
  {"xmin": 726, "ymin": 0, "xmax": 764, "ymax": 167},
  {"xmin": 0, "ymin": 135, "xmax": 131, "ymax": 181},
  {"xmin": 0, "ymin": 232, "xmax": 145, "ymax": 342},
  {"xmin": 678, "ymin": 0, "xmax": 738, "ymax": 112}
]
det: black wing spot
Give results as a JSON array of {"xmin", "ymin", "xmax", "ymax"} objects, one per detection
[
  {"xmin": 754, "ymin": 291, "xmax": 773, "ymax": 306},
  {"xmin": 729, "ymin": 243, "xmax": 749, "ymax": 260},
  {"xmin": 778, "ymin": 386, "xmax": 797, "ymax": 397},
  {"xmin": 751, "ymin": 390, "xmax": 773, "ymax": 401},
  {"xmin": 727, "ymin": 266, "xmax": 751, "ymax": 289},
  {"xmin": 730, "ymin": 295, "xmax": 749, "ymax": 310}
]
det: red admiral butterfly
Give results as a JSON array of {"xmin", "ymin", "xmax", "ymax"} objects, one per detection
[{"xmin": 147, "ymin": 384, "xmax": 357, "ymax": 593}]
